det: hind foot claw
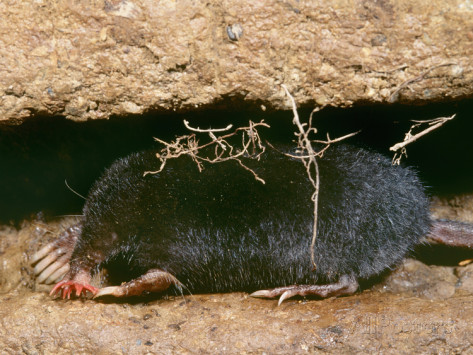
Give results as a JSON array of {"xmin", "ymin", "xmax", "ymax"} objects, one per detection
[{"xmin": 250, "ymin": 275, "xmax": 359, "ymax": 306}]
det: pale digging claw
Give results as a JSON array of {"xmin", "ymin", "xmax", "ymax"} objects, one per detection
[
  {"xmin": 33, "ymin": 252, "xmax": 61, "ymax": 277},
  {"xmin": 45, "ymin": 263, "xmax": 70, "ymax": 285},
  {"xmin": 36, "ymin": 254, "xmax": 70, "ymax": 283},
  {"xmin": 31, "ymin": 224, "xmax": 81, "ymax": 285},
  {"xmin": 30, "ymin": 243, "xmax": 55, "ymax": 265}
]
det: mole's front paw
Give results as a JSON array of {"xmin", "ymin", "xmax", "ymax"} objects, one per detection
[
  {"xmin": 31, "ymin": 224, "xmax": 81, "ymax": 284},
  {"xmin": 50, "ymin": 280, "xmax": 98, "ymax": 299}
]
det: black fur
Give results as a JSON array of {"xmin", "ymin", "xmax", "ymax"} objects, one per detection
[{"xmin": 71, "ymin": 144, "xmax": 431, "ymax": 293}]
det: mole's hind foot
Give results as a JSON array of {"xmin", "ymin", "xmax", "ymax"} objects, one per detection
[
  {"xmin": 31, "ymin": 224, "xmax": 81, "ymax": 284},
  {"xmin": 250, "ymin": 275, "xmax": 359, "ymax": 306},
  {"xmin": 94, "ymin": 269, "xmax": 182, "ymax": 298}
]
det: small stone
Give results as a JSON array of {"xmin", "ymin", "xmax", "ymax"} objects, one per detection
[
  {"xmin": 456, "ymin": 264, "xmax": 473, "ymax": 294},
  {"xmin": 168, "ymin": 323, "xmax": 181, "ymax": 331},
  {"xmin": 129, "ymin": 316, "xmax": 141, "ymax": 324},
  {"xmin": 371, "ymin": 34, "xmax": 387, "ymax": 46},
  {"xmin": 226, "ymin": 24, "xmax": 243, "ymax": 41},
  {"xmin": 423, "ymin": 281, "xmax": 456, "ymax": 300}
]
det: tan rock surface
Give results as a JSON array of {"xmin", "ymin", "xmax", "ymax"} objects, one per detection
[
  {"xmin": 1, "ymin": 290, "xmax": 472, "ymax": 354},
  {"xmin": 1, "ymin": 0, "xmax": 472, "ymax": 123}
]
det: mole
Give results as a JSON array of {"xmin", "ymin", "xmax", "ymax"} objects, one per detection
[{"xmin": 31, "ymin": 144, "xmax": 473, "ymax": 305}]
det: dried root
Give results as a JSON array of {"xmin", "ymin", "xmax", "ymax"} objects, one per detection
[
  {"xmin": 145, "ymin": 120, "xmax": 270, "ymax": 184},
  {"xmin": 390, "ymin": 114, "xmax": 455, "ymax": 165},
  {"xmin": 281, "ymin": 85, "xmax": 358, "ymax": 270}
]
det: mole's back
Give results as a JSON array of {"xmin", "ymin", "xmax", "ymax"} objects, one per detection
[{"xmin": 79, "ymin": 144, "xmax": 431, "ymax": 293}]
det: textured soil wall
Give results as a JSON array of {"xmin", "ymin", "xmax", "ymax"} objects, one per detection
[{"xmin": 1, "ymin": 0, "xmax": 472, "ymax": 123}]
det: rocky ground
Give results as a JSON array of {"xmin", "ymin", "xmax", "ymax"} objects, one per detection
[{"xmin": 1, "ymin": 0, "xmax": 472, "ymax": 123}]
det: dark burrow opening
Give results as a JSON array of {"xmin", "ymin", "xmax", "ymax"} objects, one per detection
[{"xmin": 1, "ymin": 99, "xmax": 473, "ymax": 267}]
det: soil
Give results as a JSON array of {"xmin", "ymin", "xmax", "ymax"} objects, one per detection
[{"xmin": 1, "ymin": 0, "xmax": 473, "ymax": 123}]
